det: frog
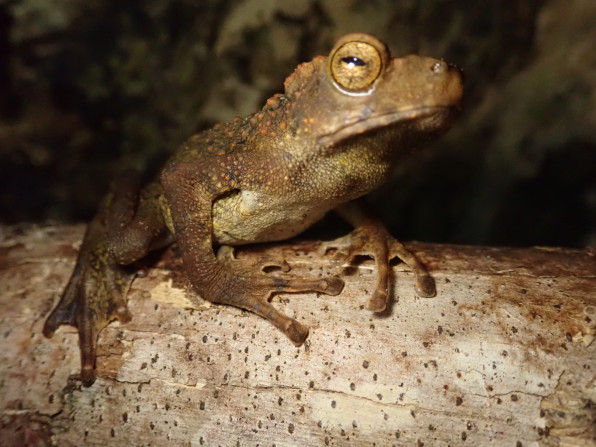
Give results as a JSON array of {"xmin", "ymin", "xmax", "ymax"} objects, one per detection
[{"xmin": 43, "ymin": 33, "xmax": 463, "ymax": 386}]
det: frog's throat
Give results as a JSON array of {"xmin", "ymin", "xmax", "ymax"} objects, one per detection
[{"xmin": 316, "ymin": 106, "xmax": 455, "ymax": 148}]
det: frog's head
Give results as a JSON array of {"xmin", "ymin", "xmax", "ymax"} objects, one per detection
[{"xmin": 284, "ymin": 33, "xmax": 463, "ymax": 152}]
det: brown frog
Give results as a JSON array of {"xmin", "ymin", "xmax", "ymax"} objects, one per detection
[{"xmin": 44, "ymin": 33, "xmax": 463, "ymax": 386}]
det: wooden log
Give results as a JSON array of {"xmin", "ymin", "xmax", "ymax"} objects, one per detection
[{"xmin": 0, "ymin": 224, "xmax": 594, "ymax": 446}]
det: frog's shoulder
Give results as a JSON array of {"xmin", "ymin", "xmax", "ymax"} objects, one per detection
[{"xmin": 182, "ymin": 91, "xmax": 296, "ymax": 159}]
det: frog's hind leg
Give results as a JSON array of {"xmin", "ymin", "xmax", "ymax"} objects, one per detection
[
  {"xmin": 43, "ymin": 178, "xmax": 169, "ymax": 386},
  {"xmin": 107, "ymin": 180, "xmax": 171, "ymax": 264},
  {"xmin": 43, "ymin": 216, "xmax": 135, "ymax": 386}
]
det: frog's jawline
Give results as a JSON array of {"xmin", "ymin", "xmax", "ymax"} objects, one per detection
[{"xmin": 317, "ymin": 106, "xmax": 454, "ymax": 147}]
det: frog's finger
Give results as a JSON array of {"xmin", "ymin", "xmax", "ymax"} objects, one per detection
[{"xmin": 389, "ymin": 240, "xmax": 436, "ymax": 298}]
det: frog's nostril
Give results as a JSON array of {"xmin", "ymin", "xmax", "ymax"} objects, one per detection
[{"xmin": 430, "ymin": 61, "xmax": 445, "ymax": 73}]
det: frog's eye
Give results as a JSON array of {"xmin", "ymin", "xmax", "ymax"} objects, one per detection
[{"xmin": 329, "ymin": 40, "xmax": 384, "ymax": 93}]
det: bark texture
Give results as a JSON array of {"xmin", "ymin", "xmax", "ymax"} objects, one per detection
[{"xmin": 0, "ymin": 224, "xmax": 594, "ymax": 446}]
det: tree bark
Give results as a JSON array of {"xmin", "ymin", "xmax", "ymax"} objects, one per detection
[{"xmin": 0, "ymin": 224, "xmax": 594, "ymax": 446}]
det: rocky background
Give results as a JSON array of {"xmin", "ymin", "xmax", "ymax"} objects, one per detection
[{"xmin": 1, "ymin": 0, "xmax": 595, "ymax": 247}]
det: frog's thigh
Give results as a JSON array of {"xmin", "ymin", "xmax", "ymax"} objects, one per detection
[{"xmin": 108, "ymin": 182, "xmax": 168, "ymax": 264}]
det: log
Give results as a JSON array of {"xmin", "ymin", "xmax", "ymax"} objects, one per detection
[{"xmin": 0, "ymin": 224, "xmax": 594, "ymax": 446}]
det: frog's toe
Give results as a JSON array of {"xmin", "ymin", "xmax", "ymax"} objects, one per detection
[
  {"xmin": 415, "ymin": 274, "xmax": 436, "ymax": 298},
  {"xmin": 321, "ymin": 277, "xmax": 344, "ymax": 295},
  {"xmin": 366, "ymin": 287, "xmax": 388, "ymax": 312},
  {"xmin": 389, "ymin": 239, "xmax": 436, "ymax": 298},
  {"xmin": 285, "ymin": 319, "xmax": 309, "ymax": 346},
  {"xmin": 79, "ymin": 319, "xmax": 99, "ymax": 386}
]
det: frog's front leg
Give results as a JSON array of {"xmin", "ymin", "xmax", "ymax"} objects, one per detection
[
  {"xmin": 329, "ymin": 200, "xmax": 436, "ymax": 312},
  {"xmin": 43, "ymin": 179, "xmax": 168, "ymax": 386},
  {"xmin": 161, "ymin": 164, "xmax": 343, "ymax": 346}
]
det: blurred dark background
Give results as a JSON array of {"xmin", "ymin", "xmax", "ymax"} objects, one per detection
[{"xmin": 1, "ymin": 0, "xmax": 594, "ymax": 248}]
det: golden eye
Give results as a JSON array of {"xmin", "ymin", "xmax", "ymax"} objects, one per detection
[{"xmin": 329, "ymin": 39, "xmax": 385, "ymax": 93}]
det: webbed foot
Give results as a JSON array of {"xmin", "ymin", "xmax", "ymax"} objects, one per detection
[{"xmin": 43, "ymin": 235, "xmax": 134, "ymax": 386}]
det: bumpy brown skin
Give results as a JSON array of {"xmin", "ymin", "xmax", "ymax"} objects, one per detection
[{"xmin": 44, "ymin": 34, "xmax": 463, "ymax": 386}]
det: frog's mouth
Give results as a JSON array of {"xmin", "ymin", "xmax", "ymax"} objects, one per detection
[{"xmin": 316, "ymin": 105, "xmax": 458, "ymax": 148}]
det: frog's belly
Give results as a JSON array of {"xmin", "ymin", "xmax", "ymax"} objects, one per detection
[{"xmin": 212, "ymin": 189, "xmax": 330, "ymax": 245}]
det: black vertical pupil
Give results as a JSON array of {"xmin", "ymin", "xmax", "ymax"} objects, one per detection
[{"xmin": 341, "ymin": 56, "xmax": 366, "ymax": 66}]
